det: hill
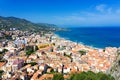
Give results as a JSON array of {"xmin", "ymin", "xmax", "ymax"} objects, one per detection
[{"xmin": 0, "ymin": 16, "xmax": 61, "ymax": 32}]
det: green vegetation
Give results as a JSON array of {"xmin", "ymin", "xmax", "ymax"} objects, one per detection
[
  {"xmin": 64, "ymin": 53, "xmax": 72, "ymax": 60},
  {"xmin": 26, "ymin": 46, "xmax": 38, "ymax": 56},
  {"xmin": 0, "ymin": 70, "xmax": 4, "ymax": 78},
  {"xmin": 0, "ymin": 34, "xmax": 12, "ymax": 41},
  {"xmin": 52, "ymin": 73, "xmax": 64, "ymax": 80},
  {"xmin": 0, "ymin": 48, "xmax": 8, "ymax": 59},
  {"xmin": 52, "ymin": 43, "xmax": 55, "ymax": 46},
  {"xmin": 0, "ymin": 49, "xmax": 8, "ymax": 58},
  {"xmin": 118, "ymin": 52, "xmax": 120, "ymax": 55},
  {"xmin": 4, "ymin": 35, "xmax": 12, "ymax": 40},
  {"xmin": 69, "ymin": 71, "xmax": 115, "ymax": 80},
  {"xmin": 0, "ymin": 49, "xmax": 8, "ymax": 54},
  {"xmin": 0, "ymin": 16, "xmax": 61, "ymax": 32},
  {"xmin": 0, "ymin": 59, "xmax": 6, "ymax": 62},
  {"xmin": 26, "ymin": 49, "xmax": 34, "ymax": 55},
  {"xmin": 27, "ymin": 62, "xmax": 37, "ymax": 66},
  {"xmin": 50, "ymin": 71, "xmax": 115, "ymax": 80},
  {"xmin": 103, "ymin": 49, "xmax": 105, "ymax": 52},
  {"xmin": 46, "ymin": 69, "xmax": 57, "ymax": 74},
  {"xmin": 78, "ymin": 50, "xmax": 86, "ymax": 56},
  {"xmin": 35, "ymin": 46, "xmax": 39, "ymax": 51},
  {"xmin": 0, "ymin": 54, "xmax": 3, "ymax": 59}
]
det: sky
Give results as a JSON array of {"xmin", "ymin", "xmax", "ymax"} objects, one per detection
[{"xmin": 0, "ymin": 0, "xmax": 120, "ymax": 27}]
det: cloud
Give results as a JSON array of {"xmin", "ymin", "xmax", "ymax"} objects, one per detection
[
  {"xmin": 95, "ymin": 4, "xmax": 112, "ymax": 14},
  {"xmin": 43, "ymin": 4, "xmax": 120, "ymax": 26},
  {"xmin": 51, "ymin": 12, "xmax": 120, "ymax": 26},
  {"xmin": 116, "ymin": 9, "xmax": 120, "ymax": 14},
  {"xmin": 96, "ymin": 4, "xmax": 107, "ymax": 12},
  {"xmin": 107, "ymin": 7, "xmax": 112, "ymax": 14}
]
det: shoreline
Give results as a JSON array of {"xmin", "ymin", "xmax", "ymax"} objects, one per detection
[
  {"xmin": 55, "ymin": 27, "xmax": 120, "ymax": 49},
  {"xmin": 54, "ymin": 33, "xmax": 103, "ymax": 50}
]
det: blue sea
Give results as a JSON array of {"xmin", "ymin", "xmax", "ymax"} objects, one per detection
[{"xmin": 55, "ymin": 27, "xmax": 120, "ymax": 49}]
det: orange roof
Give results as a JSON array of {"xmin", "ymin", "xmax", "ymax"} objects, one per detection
[
  {"xmin": 87, "ymin": 51, "xmax": 94, "ymax": 56},
  {"xmin": 71, "ymin": 50, "xmax": 78, "ymax": 54},
  {"xmin": 39, "ymin": 74, "xmax": 53, "ymax": 80},
  {"xmin": 22, "ymin": 64, "xmax": 31, "ymax": 69},
  {"xmin": 105, "ymin": 62, "xmax": 111, "ymax": 68},
  {"xmin": 70, "ymin": 68, "xmax": 78, "ymax": 73},
  {"xmin": 31, "ymin": 70, "xmax": 42, "ymax": 80},
  {"xmin": 64, "ymin": 75, "xmax": 69, "ymax": 79},
  {"xmin": 0, "ymin": 62, "xmax": 6, "ymax": 67},
  {"xmin": 49, "ymin": 52, "xmax": 57, "ymax": 55},
  {"xmin": 31, "ymin": 72, "xmax": 38, "ymax": 80}
]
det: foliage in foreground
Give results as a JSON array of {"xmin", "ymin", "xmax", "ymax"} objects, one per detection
[
  {"xmin": 0, "ymin": 70, "xmax": 4, "ymax": 78},
  {"xmin": 69, "ymin": 71, "xmax": 115, "ymax": 80},
  {"xmin": 52, "ymin": 73, "xmax": 64, "ymax": 80},
  {"xmin": 50, "ymin": 71, "xmax": 115, "ymax": 80}
]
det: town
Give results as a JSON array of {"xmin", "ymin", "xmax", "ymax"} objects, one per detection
[{"xmin": 0, "ymin": 29, "xmax": 118, "ymax": 80}]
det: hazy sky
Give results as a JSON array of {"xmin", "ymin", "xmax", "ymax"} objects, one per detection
[{"xmin": 0, "ymin": 0, "xmax": 120, "ymax": 26}]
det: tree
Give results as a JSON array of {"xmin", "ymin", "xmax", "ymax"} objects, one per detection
[
  {"xmin": 26, "ymin": 49, "xmax": 34, "ymax": 55},
  {"xmin": 28, "ymin": 62, "xmax": 37, "ymax": 66},
  {"xmin": 97, "ymin": 72, "xmax": 115, "ymax": 80},
  {"xmin": 52, "ymin": 74, "xmax": 64, "ymax": 80},
  {"xmin": 78, "ymin": 50, "xmax": 86, "ymax": 56},
  {"xmin": 69, "ymin": 72, "xmax": 87, "ymax": 80},
  {"xmin": 0, "ymin": 70, "xmax": 4, "ymax": 78},
  {"xmin": 1, "ymin": 49, "xmax": 8, "ymax": 54},
  {"xmin": 69, "ymin": 71, "xmax": 115, "ymax": 80}
]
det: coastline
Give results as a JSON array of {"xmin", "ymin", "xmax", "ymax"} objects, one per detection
[
  {"xmin": 55, "ymin": 27, "xmax": 120, "ymax": 49},
  {"xmin": 54, "ymin": 33, "xmax": 102, "ymax": 50}
]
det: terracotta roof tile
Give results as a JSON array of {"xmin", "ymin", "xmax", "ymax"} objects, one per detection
[{"xmin": 0, "ymin": 62, "xmax": 6, "ymax": 68}]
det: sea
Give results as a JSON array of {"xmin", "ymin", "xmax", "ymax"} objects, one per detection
[{"xmin": 55, "ymin": 27, "xmax": 120, "ymax": 49}]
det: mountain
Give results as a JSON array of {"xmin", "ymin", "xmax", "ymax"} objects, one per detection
[{"xmin": 0, "ymin": 16, "xmax": 60, "ymax": 32}]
